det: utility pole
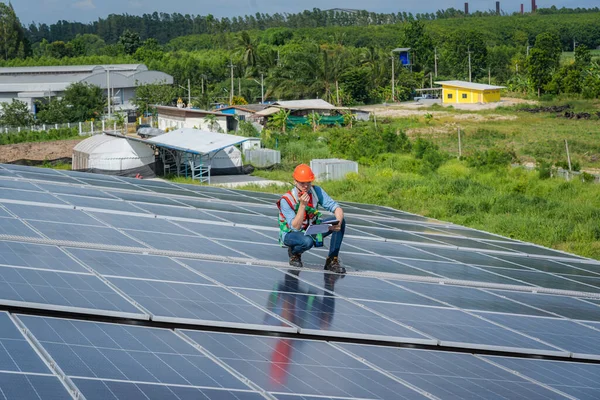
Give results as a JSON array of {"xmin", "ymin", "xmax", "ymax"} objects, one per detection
[
  {"xmin": 238, "ymin": 77, "xmax": 241, "ymax": 98},
  {"xmin": 467, "ymin": 47, "xmax": 472, "ymax": 82},
  {"xmin": 276, "ymin": 49, "xmax": 280, "ymax": 67},
  {"xmin": 228, "ymin": 61, "xmax": 235, "ymax": 104},
  {"xmin": 573, "ymin": 39, "xmax": 577, "ymax": 51},
  {"xmin": 434, "ymin": 47, "xmax": 438, "ymax": 77},
  {"xmin": 260, "ymin": 73, "xmax": 264, "ymax": 104},
  {"xmin": 187, "ymin": 78, "xmax": 191, "ymax": 106},
  {"xmin": 201, "ymin": 76, "xmax": 204, "ymax": 94},
  {"xmin": 526, "ymin": 44, "xmax": 530, "ymax": 57},
  {"xmin": 458, "ymin": 127, "xmax": 462, "ymax": 159},
  {"xmin": 391, "ymin": 55, "xmax": 395, "ymax": 102},
  {"xmin": 106, "ymin": 68, "xmax": 111, "ymax": 120},
  {"xmin": 488, "ymin": 68, "xmax": 491, "ymax": 84}
]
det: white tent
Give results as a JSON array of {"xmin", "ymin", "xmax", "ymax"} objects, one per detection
[{"xmin": 72, "ymin": 134, "xmax": 156, "ymax": 177}]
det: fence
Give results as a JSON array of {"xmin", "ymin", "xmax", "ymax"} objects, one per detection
[
  {"xmin": 244, "ymin": 149, "xmax": 281, "ymax": 168},
  {"xmin": 514, "ymin": 164, "xmax": 600, "ymax": 184},
  {"xmin": 310, "ymin": 158, "xmax": 358, "ymax": 181},
  {"xmin": 0, "ymin": 118, "xmax": 154, "ymax": 137}
]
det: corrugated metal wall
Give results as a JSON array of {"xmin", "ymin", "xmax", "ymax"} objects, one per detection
[{"xmin": 310, "ymin": 158, "xmax": 358, "ymax": 181}]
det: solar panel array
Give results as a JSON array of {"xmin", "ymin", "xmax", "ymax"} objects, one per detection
[{"xmin": 0, "ymin": 163, "xmax": 599, "ymax": 399}]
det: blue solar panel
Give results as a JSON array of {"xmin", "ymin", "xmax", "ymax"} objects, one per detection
[
  {"xmin": 473, "ymin": 312, "xmax": 600, "ymax": 357},
  {"xmin": 345, "ymin": 226, "xmax": 444, "ymax": 244},
  {"xmin": 0, "ymin": 164, "xmax": 62, "ymax": 174},
  {"xmin": 181, "ymin": 331, "xmax": 429, "ymax": 399},
  {"xmin": 390, "ymin": 259, "xmax": 531, "ymax": 285},
  {"xmin": 427, "ymin": 247, "xmax": 519, "ymax": 268},
  {"xmin": 89, "ymin": 212, "xmax": 183, "ymax": 234},
  {"xmin": 484, "ymin": 356, "xmax": 600, "ymax": 398},
  {"xmin": 108, "ymin": 277, "xmax": 295, "ymax": 331},
  {"xmin": 488, "ymin": 290, "xmax": 600, "ymax": 322},
  {"xmin": 0, "ymin": 218, "xmax": 42, "ymax": 237},
  {"xmin": 15, "ymin": 171, "xmax": 81, "ymax": 184},
  {"xmin": 36, "ymin": 182, "xmax": 117, "ymax": 198},
  {"xmin": 0, "ymin": 188, "xmax": 66, "ymax": 205},
  {"xmin": 477, "ymin": 267, "xmax": 600, "ymax": 293},
  {"xmin": 345, "ymin": 238, "xmax": 447, "ymax": 261},
  {"xmin": 339, "ymin": 343, "xmax": 566, "ymax": 400},
  {"xmin": 0, "ymin": 179, "xmax": 41, "ymax": 191},
  {"xmin": 106, "ymin": 191, "xmax": 188, "ymax": 206},
  {"xmin": 490, "ymin": 254, "xmax": 597, "ymax": 276},
  {"xmin": 27, "ymin": 220, "xmax": 147, "ymax": 247},
  {"xmin": 18, "ymin": 315, "xmax": 255, "ymax": 390},
  {"xmin": 340, "ymin": 252, "xmax": 439, "ymax": 276},
  {"xmin": 0, "ymin": 240, "xmax": 87, "ymax": 272},
  {"xmin": 236, "ymin": 285, "xmax": 434, "ymax": 342},
  {"xmin": 58, "ymin": 194, "xmax": 150, "ymax": 213},
  {"xmin": 0, "ymin": 207, "xmax": 10, "ymax": 218},
  {"xmin": 211, "ymin": 211, "xmax": 277, "ymax": 227},
  {"xmin": 393, "ymin": 281, "xmax": 552, "ymax": 316},
  {"xmin": 4, "ymin": 203, "xmax": 105, "ymax": 226},
  {"xmin": 68, "ymin": 248, "xmax": 210, "ymax": 283},
  {"xmin": 359, "ymin": 301, "xmax": 564, "ymax": 354},
  {"xmin": 133, "ymin": 202, "xmax": 220, "ymax": 221},
  {"xmin": 175, "ymin": 220, "xmax": 278, "ymax": 244},
  {"xmin": 298, "ymin": 270, "xmax": 442, "ymax": 305},
  {"xmin": 217, "ymin": 240, "xmax": 325, "ymax": 264},
  {"xmin": 180, "ymin": 259, "xmax": 295, "ymax": 290},
  {"xmin": 125, "ymin": 230, "xmax": 244, "ymax": 256},
  {"xmin": 77, "ymin": 178, "xmax": 148, "ymax": 191},
  {"xmin": 0, "ymin": 266, "xmax": 145, "ymax": 318},
  {"xmin": 0, "ymin": 311, "xmax": 49, "ymax": 373},
  {"xmin": 173, "ymin": 197, "xmax": 254, "ymax": 213},
  {"xmin": 72, "ymin": 379, "xmax": 265, "ymax": 400},
  {"xmin": 0, "ymin": 372, "xmax": 72, "ymax": 400}
]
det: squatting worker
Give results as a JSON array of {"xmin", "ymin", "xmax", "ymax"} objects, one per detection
[{"xmin": 276, "ymin": 164, "xmax": 346, "ymax": 273}]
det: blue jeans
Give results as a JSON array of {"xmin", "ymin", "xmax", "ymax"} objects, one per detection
[{"xmin": 283, "ymin": 219, "xmax": 346, "ymax": 258}]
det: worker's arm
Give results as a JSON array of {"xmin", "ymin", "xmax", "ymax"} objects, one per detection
[
  {"xmin": 290, "ymin": 191, "xmax": 310, "ymax": 230},
  {"xmin": 330, "ymin": 206, "xmax": 344, "ymax": 232},
  {"xmin": 314, "ymin": 186, "xmax": 344, "ymax": 232}
]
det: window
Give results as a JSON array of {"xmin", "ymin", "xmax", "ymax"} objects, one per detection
[
  {"xmin": 462, "ymin": 93, "xmax": 468, "ymax": 99},
  {"xmin": 447, "ymin": 93, "xmax": 453, "ymax": 99}
]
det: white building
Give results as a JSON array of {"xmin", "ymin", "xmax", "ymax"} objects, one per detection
[
  {"xmin": 0, "ymin": 64, "xmax": 173, "ymax": 114},
  {"xmin": 156, "ymin": 105, "xmax": 237, "ymax": 133}
]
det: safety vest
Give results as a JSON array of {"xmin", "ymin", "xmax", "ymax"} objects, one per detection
[{"xmin": 276, "ymin": 187, "xmax": 322, "ymax": 245}]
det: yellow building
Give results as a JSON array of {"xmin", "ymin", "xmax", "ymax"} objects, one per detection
[{"xmin": 435, "ymin": 81, "xmax": 505, "ymax": 104}]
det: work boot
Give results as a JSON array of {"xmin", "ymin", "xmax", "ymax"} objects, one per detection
[
  {"xmin": 288, "ymin": 247, "xmax": 303, "ymax": 268},
  {"xmin": 324, "ymin": 256, "xmax": 346, "ymax": 274}
]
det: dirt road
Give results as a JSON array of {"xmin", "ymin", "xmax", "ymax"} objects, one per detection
[{"xmin": 0, "ymin": 139, "xmax": 83, "ymax": 163}]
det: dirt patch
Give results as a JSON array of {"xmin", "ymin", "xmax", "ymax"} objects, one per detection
[
  {"xmin": 360, "ymin": 97, "xmax": 532, "ymax": 120},
  {"xmin": 0, "ymin": 139, "xmax": 84, "ymax": 164}
]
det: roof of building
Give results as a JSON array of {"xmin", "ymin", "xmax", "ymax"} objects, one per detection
[
  {"xmin": 73, "ymin": 133, "xmax": 154, "ymax": 159},
  {"xmin": 272, "ymin": 99, "xmax": 336, "ymax": 110},
  {"xmin": 217, "ymin": 104, "xmax": 269, "ymax": 113},
  {"xmin": 155, "ymin": 105, "xmax": 229, "ymax": 117},
  {"xmin": 0, "ymin": 64, "xmax": 172, "ymax": 95},
  {"xmin": 434, "ymin": 81, "xmax": 506, "ymax": 90},
  {"xmin": 146, "ymin": 128, "xmax": 249, "ymax": 155}
]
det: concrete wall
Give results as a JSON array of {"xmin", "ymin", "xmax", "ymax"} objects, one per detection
[{"xmin": 158, "ymin": 114, "xmax": 228, "ymax": 132}]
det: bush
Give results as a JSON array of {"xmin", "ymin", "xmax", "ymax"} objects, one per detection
[
  {"xmin": 581, "ymin": 171, "xmax": 596, "ymax": 183},
  {"xmin": 536, "ymin": 160, "xmax": 552, "ymax": 179},
  {"xmin": 0, "ymin": 127, "xmax": 79, "ymax": 145},
  {"xmin": 466, "ymin": 147, "xmax": 516, "ymax": 168}
]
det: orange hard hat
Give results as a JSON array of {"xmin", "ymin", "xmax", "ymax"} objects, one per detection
[{"xmin": 293, "ymin": 164, "xmax": 315, "ymax": 182}]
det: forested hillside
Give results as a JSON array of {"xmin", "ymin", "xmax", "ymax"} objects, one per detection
[{"xmin": 2, "ymin": 3, "xmax": 600, "ymax": 105}]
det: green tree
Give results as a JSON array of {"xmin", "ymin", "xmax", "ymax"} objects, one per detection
[
  {"xmin": 403, "ymin": 20, "xmax": 434, "ymax": 72},
  {"xmin": 133, "ymin": 38, "xmax": 164, "ymax": 64},
  {"xmin": 132, "ymin": 80, "xmax": 176, "ymax": 115},
  {"xmin": 0, "ymin": 2, "xmax": 28, "ymax": 60},
  {"xmin": 203, "ymin": 114, "xmax": 222, "ymax": 132},
  {"xmin": 269, "ymin": 109, "xmax": 290, "ymax": 133},
  {"xmin": 34, "ymin": 98, "xmax": 69, "ymax": 124},
  {"xmin": 574, "ymin": 44, "xmax": 592, "ymax": 68},
  {"xmin": 237, "ymin": 31, "xmax": 258, "ymax": 68},
  {"xmin": 118, "ymin": 29, "xmax": 141, "ymax": 55},
  {"xmin": 61, "ymin": 83, "xmax": 105, "ymax": 121},
  {"xmin": 527, "ymin": 33, "xmax": 561, "ymax": 96},
  {"xmin": 0, "ymin": 99, "xmax": 34, "ymax": 127}
]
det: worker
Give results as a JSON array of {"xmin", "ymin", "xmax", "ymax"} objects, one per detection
[{"xmin": 277, "ymin": 164, "xmax": 346, "ymax": 273}]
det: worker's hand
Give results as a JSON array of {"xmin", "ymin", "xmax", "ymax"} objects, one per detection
[
  {"xmin": 299, "ymin": 192, "xmax": 310, "ymax": 207},
  {"xmin": 328, "ymin": 223, "xmax": 341, "ymax": 232}
]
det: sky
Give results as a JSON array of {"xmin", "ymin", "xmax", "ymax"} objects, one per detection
[{"xmin": 11, "ymin": 0, "xmax": 592, "ymax": 25}]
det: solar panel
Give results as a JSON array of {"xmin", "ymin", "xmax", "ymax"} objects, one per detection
[
  {"xmin": 0, "ymin": 218, "xmax": 42, "ymax": 237},
  {"xmin": 67, "ymin": 248, "xmax": 211, "ymax": 283},
  {"xmin": 477, "ymin": 267, "xmax": 600, "ymax": 293},
  {"xmin": 27, "ymin": 220, "xmax": 147, "ymax": 247},
  {"xmin": 57, "ymin": 194, "xmax": 150, "ymax": 213},
  {"xmin": 4, "ymin": 203, "xmax": 105, "ymax": 226},
  {"xmin": 180, "ymin": 330, "xmax": 430, "ymax": 399},
  {"xmin": 2, "ymin": 164, "xmax": 600, "ymax": 398},
  {"xmin": 0, "ymin": 311, "xmax": 50, "ymax": 373},
  {"xmin": 0, "ymin": 178, "xmax": 41, "ymax": 191},
  {"xmin": 36, "ymin": 182, "xmax": 117, "ymax": 198},
  {"xmin": 338, "ymin": 343, "xmax": 567, "ymax": 400},
  {"xmin": 107, "ymin": 277, "xmax": 295, "ymax": 331},
  {"xmin": 235, "ymin": 286, "xmax": 435, "ymax": 343},
  {"xmin": 488, "ymin": 290, "xmax": 600, "ymax": 321},
  {"xmin": 0, "ymin": 240, "xmax": 88, "ymax": 272},
  {"xmin": 174, "ymin": 220, "xmax": 278, "ymax": 244},
  {"xmin": 17, "ymin": 315, "xmax": 258, "ymax": 391},
  {"xmin": 72, "ymin": 379, "xmax": 266, "ymax": 400},
  {"xmin": 0, "ymin": 188, "xmax": 66, "ymax": 205},
  {"xmin": 358, "ymin": 302, "xmax": 565, "ymax": 355},
  {"xmin": 389, "ymin": 280, "xmax": 552, "ymax": 316},
  {"xmin": 484, "ymin": 356, "xmax": 600, "ymax": 398},
  {"xmin": 0, "ymin": 266, "xmax": 146, "ymax": 318},
  {"xmin": 391, "ymin": 259, "xmax": 531, "ymax": 285},
  {"xmin": 473, "ymin": 312, "xmax": 600, "ymax": 358},
  {"xmin": 1, "ymin": 164, "xmax": 62, "ymax": 174}
]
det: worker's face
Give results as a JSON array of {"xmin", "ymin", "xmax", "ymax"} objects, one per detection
[{"xmin": 294, "ymin": 180, "xmax": 312, "ymax": 193}]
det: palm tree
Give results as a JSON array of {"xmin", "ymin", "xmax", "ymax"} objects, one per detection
[
  {"xmin": 269, "ymin": 109, "xmax": 290, "ymax": 133},
  {"xmin": 203, "ymin": 114, "xmax": 222, "ymax": 132},
  {"xmin": 237, "ymin": 31, "xmax": 257, "ymax": 69}
]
